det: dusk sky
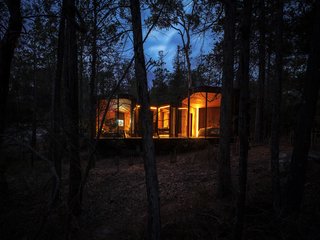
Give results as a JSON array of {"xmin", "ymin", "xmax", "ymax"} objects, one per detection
[
  {"xmin": 121, "ymin": 6, "xmax": 220, "ymax": 75},
  {"xmin": 143, "ymin": 26, "xmax": 213, "ymax": 71}
]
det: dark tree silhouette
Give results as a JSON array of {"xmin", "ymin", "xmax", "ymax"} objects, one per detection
[
  {"xmin": 217, "ymin": 0, "xmax": 235, "ymax": 198},
  {"xmin": 0, "ymin": 0, "xmax": 22, "ymax": 142},
  {"xmin": 89, "ymin": 0, "xmax": 98, "ymax": 168},
  {"xmin": 270, "ymin": 0, "xmax": 283, "ymax": 213},
  {"xmin": 233, "ymin": 0, "xmax": 252, "ymax": 238},
  {"xmin": 51, "ymin": 3, "xmax": 65, "ymax": 204},
  {"xmin": 254, "ymin": 0, "xmax": 266, "ymax": 144},
  {"xmin": 0, "ymin": 0, "xmax": 22, "ymax": 194},
  {"xmin": 130, "ymin": 0, "xmax": 161, "ymax": 239},
  {"xmin": 62, "ymin": 0, "xmax": 82, "ymax": 217},
  {"xmin": 285, "ymin": 0, "xmax": 320, "ymax": 215}
]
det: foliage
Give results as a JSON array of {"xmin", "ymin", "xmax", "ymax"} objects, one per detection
[{"xmin": 150, "ymin": 50, "xmax": 169, "ymax": 105}]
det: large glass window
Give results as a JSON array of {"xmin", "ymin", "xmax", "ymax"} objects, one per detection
[
  {"xmin": 157, "ymin": 105, "xmax": 170, "ymax": 137},
  {"xmin": 97, "ymin": 97, "xmax": 133, "ymax": 137},
  {"xmin": 181, "ymin": 91, "xmax": 221, "ymax": 138}
]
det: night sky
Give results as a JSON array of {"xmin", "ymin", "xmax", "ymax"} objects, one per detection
[{"xmin": 133, "ymin": 7, "xmax": 219, "ymax": 74}]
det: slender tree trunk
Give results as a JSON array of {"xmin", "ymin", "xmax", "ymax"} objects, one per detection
[
  {"xmin": 285, "ymin": 1, "xmax": 320, "ymax": 215},
  {"xmin": 78, "ymin": 32, "xmax": 84, "ymax": 123},
  {"xmin": 0, "ymin": 0, "xmax": 22, "ymax": 142},
  {"xmin": 31, "ymin": 54, "xmax": 38, "ymax": 167},
  {"xmin": 254, "ymin": 0, "xmax": 266, "ymax": 144},
  {"xmin": 217, "ymin": 0, "xmax": 235, "ymax": 198},
  {"xmin": 63, "ymin": 0, "xmax": 82, "ymax": 216},
  {"xmin": 265, "ymin": 44, "xmax": 272, "ymax": 140},
  {"xmin": 77, "ymin": 0, "xmax": 85, "ymax": 123},
  {"xmin": 233, "ymin": 0, "xmax": 252, "ymax": 239},
  {"xmin": 0, "ymin": 0, "xmax": 22, "ymax": 194},
  {"xmin": 89, "ymin": 0, "xmax": 98, "ymax": 168},
  {"xmin": 51, "ymin": 7, "xmax": 66, "ymax": 204},
  {"xmin": 270, "ymin": 0, "xmax": 283, "ymax": 214},
  {"xmin": 184, "ymin": 34, "xmax": 192, "ymax": 138},
  {"xmin": 31, "ymin": 68, "xmax": 37, "ymax": 167},
  {"xmin": 130, "ymin": 0, "xmax": 161, "ymax": 239}
]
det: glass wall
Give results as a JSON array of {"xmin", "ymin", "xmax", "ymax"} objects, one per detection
[
  {"xmin": 181, "ymin": 91, "xmax": 221, "ymax": 138},
  {"xmin": 97, "ymin": 97, "xmax": 133, "ymax": 137},
  {"xmin": 96, "ymin": 90, "xmax": 221, "ymax": 138},
  {"xmin": 157, "ymin": 105, "xmax": 170, "ymax": 137}
]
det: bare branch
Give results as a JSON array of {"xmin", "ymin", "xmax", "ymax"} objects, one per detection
[
  {"xmin": 80, "ymin": 0, "xmax": 168, "ymax": 195},
  {"xmin": 22, "ymin": 14, "xmax": 58, "ymax": 19}
]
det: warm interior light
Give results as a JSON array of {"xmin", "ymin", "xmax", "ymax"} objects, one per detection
[
  {"xmin": 134, "ymin": 104, "xmax": 140, "ymax": 110},
  {"xmin": 196, "ymin": 108, "xmax": 199, "ymax": 137},
  {"xmin": 158, "ymin": 134, "xmax": 170, "ymax": 138},
  {"xmin": 158, "ymin": 105, "xmax": 170, "ymax": 110},
  {"xmin": 117, "ymin": 119, "xmax": 124, "ymax": 127},
  {"xmin": 97, "ymin": 91, "xmax": 221, "ymax": 139}
]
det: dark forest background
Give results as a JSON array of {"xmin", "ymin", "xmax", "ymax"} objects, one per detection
[{"xmin": 0, "ymin": 0, "xmax": 319, "ymax": 239}]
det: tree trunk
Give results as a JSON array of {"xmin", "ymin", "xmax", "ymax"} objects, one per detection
[
  {"xmin": 78, "ymin": 30, "xmax": 84, "ymax": 123},
  {"xmin": 233, "ymin": 0, "xmax": 252, "ymax": 239},
  {"xmin": 270, "ymin": 0, "xmax": 283, "ymax": 214},
  {"xmin": 0, "ymin": 0, "xmax": 22, "ymax": 194},
  {"xmin": 89, "ymin": 0, "xmax": 98, "ymax": 168},
  {"xmin": 264, "ymin": 44, "xmax": 272, "ymax": 140},
  {"xmin": 51, "ymin": 6, "xmax": 65, "ymax": 205},
  {"xmin": 31, "ymin": 61, "xmax": 37, "ymax": 167},
  {"xmin": 285, "ymin": 1, "xmax": 320, "ymax": 215},
  {"xmin": 217, "ymin": 0, "xmax": 235, "ymax": 198},
  {"xmin": 254, "ymin": 0, "xmax": 266, "ymax": 144},
  {"xmin": 63, "ymin": 0, "xmax": 82, "ymax": 216},
  {"xmin": 130, "ymin": 0, "xmax": 161, "ymax": 239},
  {"xmin": 0, "ymin": 0, "xmax": 22, "ymax": 141},
  {"xmin": 184, "ymin": 33, "xmax": 192, "ymax": 138}
]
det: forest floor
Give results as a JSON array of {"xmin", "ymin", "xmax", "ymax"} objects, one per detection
[{"xmin": 1, "ymin": 143, "xmax": 320, "ymax": 240}]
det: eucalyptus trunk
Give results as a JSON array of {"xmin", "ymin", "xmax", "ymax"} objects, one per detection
[
  {"xmin": 217, "ymin": 0, "xmax": 235, "ymax": 198},
  {"xmin": 254, "ymin": 0, "xmax": 266, "ymax": 144},
  {"xmin": 0, "ymin": 0, "xmax": 22, "ymax": 194},
  {"xmin": 63, "ymin": 0, "xmax": 82, "ymax": 216},
  {"xmin": 233, "ymin": 0, "xmax": 252, "ymax": 238},
  {"xmin": 270, "ymin": 0, "xmax": 283, "ymax": 213},
  {"xmin": 31, "ymin": 58, "xmax": 37, "ymax": 167},
  {"xmin": 0, "ymin": 0, "xmax": 22, "ymax": 143},
  {"xmin": 89, "ymin": 0, "xmax": 98, "ymax": 168},
  {"xmin": 130, "ymin": 0, "xmax": 161, "ymax": 239},
  {"xmin": 285, "ymin": 1, "xmax": 320, "ymax": 215},
  {"xmin": 51, "ymin": 8, "xmax": 65, "ymax": 204}
]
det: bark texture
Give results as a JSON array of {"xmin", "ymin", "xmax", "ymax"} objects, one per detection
[
  {"xmin": 0, "ymin": 0, "xmax": 22, "ymax": 194},
  {"xmin": 90, "ymin": 0, "xmax": 97, "ymax": 137},
  {"xmin": 285, "ymin": 1, "xmax": 320, "ymax": 215},
  {"xmin": 89, "ymin": 0, "xmax": 98, "ymax": 168},
  {"xmin": 51, "ymin": 6, "xmax": 66, "ymax": 204},
  {"xmin": 254, "ymin": 0, "xmax": 266, "ymax": 144},
  {"xmin": 0, "ymin": 0, "xmax": 22, "ymax": 140},
  {"xmin": 233, "ymin": 0, "xmax": 252, "ymax": 238},
  {"xmin": 63, "ymin": 0, "xmax": 82, "ymax": 216},
  {"xmin": 270, "ymin": 0, "xmax": 283, "ymax": 213},
  {"xmin": 130, "ymin": 0, "xmax": 161, "ymax": 239},
  {"xmin": 217, "ymin": 0, "xmax": 235, "ymax": 197}
]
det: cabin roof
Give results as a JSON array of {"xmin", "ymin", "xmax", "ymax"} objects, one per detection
[{"xmin": 97, "ymin": 86, "xmax": 222, "ymax": 105}]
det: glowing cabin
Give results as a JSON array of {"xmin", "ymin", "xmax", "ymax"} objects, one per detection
[
  {"xmin": 96, "ymin": 86, "xmax": 221, "ymax": 138},
  {"xmin": 96, "ymin": 94, "xmax": 135, "ymax": 138},
  {"xmin": 180, "ymin": 86, "xmax": 221, "ymax": 138}
]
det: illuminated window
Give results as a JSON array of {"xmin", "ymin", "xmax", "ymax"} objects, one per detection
[{"xmin": 118, "ymin": 119, "xmax": 124, "ymax": 127}]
